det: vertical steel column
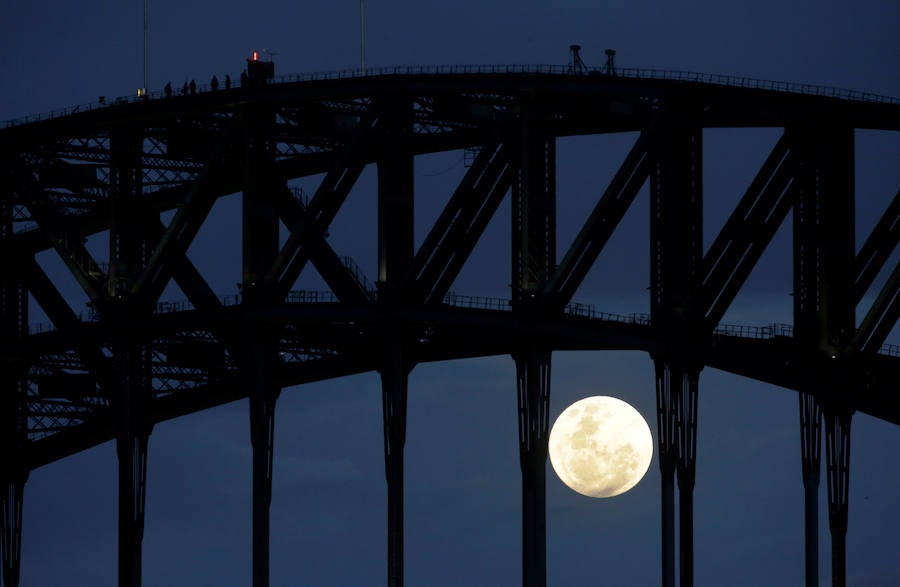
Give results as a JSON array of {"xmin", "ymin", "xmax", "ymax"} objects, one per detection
[
  {"xmin": 379, "ymin": 340, "xmax": 409, "ymax": 587},
  {"xmin": 514, "ymin": 348, "xmax": 551, "ymax": 587},
  {"xmin": 242, "ymin": 102, "xmax": 281, "ymax": 587},
  {"xmin": 376, "ymin": 96, "xmax": 414, "ymax": 587},
  {"xmin": 821, "ymin": 128, "xmax": 855, "ymax": 587},
  {"xmin": 115, "ymin": 412, "xmax": 148, "ymax": 587},
  {"xmin": 108, "ymin": 128, "xmax": 151, "ymax": 587},
  {"xmin": 799, "ymin": 393, "xmax": 822, "ymax": 587},
  {"xmin": 676, "ymin": 370, "xmax": 699, "ymax": 586},
  {"xmin": 653, "ymin": 361, "xmax": 677, "ymax": 587},
  {"xmin": 825, "ymin": 409, "xmax": 851, "ymax": 587},
  {"xmin": 793, "ymin": 125, "xmax": 855, "ymax": 587},
  {"xmin": 511, "ymin": 107, "xmax": 556, "ymax": 305},
  {"xmin": 1, "ymin": 186, "xmax": 28, "ymax": 587},
  {"xmin": 1, "ymin": 478, "xmax": 25, "ymax": 587},
  {"xmin": 793, "ymin": 125, "xmax": 822, "ymax": 587},
  {"xmin": 510, "ymin": 106, "xmax": 555, "ymax": 587},
  {"xmin": 650, "ymin": 111, "xmax": 703, "ymax": 587},
  {"xmin": 248, "ymin": 349, "xmax": 276, "ymax": 587}
]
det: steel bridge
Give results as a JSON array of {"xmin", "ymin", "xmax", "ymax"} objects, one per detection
[{"xmin": 1, "ymin": 61, "xmax": 898, "ymax": 587}]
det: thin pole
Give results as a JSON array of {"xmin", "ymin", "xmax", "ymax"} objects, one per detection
[
  {"xmin": 360, "ymin": 0, "xmax": 366, "ymax": 70},
  {"xmin": 143, "ymin": 0, "xmax": 149, "ymax": 92}
]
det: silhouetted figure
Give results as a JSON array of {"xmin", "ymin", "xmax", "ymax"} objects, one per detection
[
  {"xmin": 164, "ymin": 82, "xmax": 172, "ymax": 98},
  {"xmin": 189, "ymin": 79, "xmax": 196, "ymax": 95},
  {"xmin": 240, "ymin": 71, "xmax": 248, "ymax": 86},
  {"xmin": 225, "ymin": 74, "xmax": 231, "ymax": 90},
  {"xmin": 211, "ymin": 75, "xmax": 219, "ymax": 90},
  {"xmin": 99, "ymin": 96, "xmax": 106, "ymax": 105},
  {"xmin": 181, "ymin": 82, "xmax": 188, "ymax": 96}
]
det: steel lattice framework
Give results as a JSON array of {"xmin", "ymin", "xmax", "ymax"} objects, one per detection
[{"xmin": 1, "ymin": 64, "xmax": 898, "ymax": 587}]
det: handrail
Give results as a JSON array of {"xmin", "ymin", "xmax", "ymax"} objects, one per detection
[
  {"xmin": 26, "ymin": 292, "xmax": 900, "ymax": 357},
  {"xmin": 4, "ymin": 63, "xmax": 897, "ymax": 128}
]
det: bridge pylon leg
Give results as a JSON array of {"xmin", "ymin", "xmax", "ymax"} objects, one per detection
[
  {"xmin": 245, "ymin": 326, "xmax": 278, "ymax": 587},
  {"xmin": 799, "ymin": 393, "xmax": 822, "ymax": 587},
  {"xmin": 654, "ymin": 360, "xmax": 700, "ymax": 587},
  {"xmin": 249, "ymin": 374, "xmax": 276, "ymax": 587},
  {"xmin": 676, "ymin": 368, "xmax": 699, "ymax": 587},
  {"xmin": 824, "ymin": 407, "xmax": 851, "ymax": 587},
  {"xmin": 1, "ymin": 475, "xmax": 26, "ymax": 587},
  {"xmin": 654, "ymin": 361, "xmax": 677, "ymax": 587},
  {"xmin": 113, "ymin": 339, "xmax": 151, "ymax": 587},
  {"xmin": 116, "ymin": 430, "xmax": 148, "ymax": 587},
  {"xmin": 380, "ymin": 338, "xmax": 409, "ymax": 587},
  {"xmin": 514, "ymin": 347, "xmax": 550, "ymax": 587}
]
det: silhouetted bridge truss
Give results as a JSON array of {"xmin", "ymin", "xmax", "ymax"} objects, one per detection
[{"xmin": 1, "ymin": 65, "xmax": 898, "ymax": 587}]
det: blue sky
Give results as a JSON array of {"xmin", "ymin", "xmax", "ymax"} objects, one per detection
[{"xmin": 2, "ymin": 1, "xmax": 899, "ymax": 585}]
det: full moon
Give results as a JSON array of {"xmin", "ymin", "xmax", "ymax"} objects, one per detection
[{"xmin": 548, "ymin": 396, "xmax": 653, "ymax": 498}]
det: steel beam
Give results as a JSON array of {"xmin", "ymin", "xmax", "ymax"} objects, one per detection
[
  {"xmin": 653, "ymin": 360, "xmax": 700, "ymax": 587},
  {"xmin": 854, "ymin": 190, "xmax": 899, "ymax": 304},
  {"xmin": 677, "ymin": 368, "xmax": 699, "ymax": 585},
  {"xmin": 825, "ymin": 408, "xmax": 851, "ymax": 587},
  {"xmin": 15, "ymin": 162, "xmax": 105, "ymax": 302},
  {"xmin": 545, "ymin": 127, "xmax": 653, "ymax": 309},
  {"xmin": 112, "ymin": 331, "xmax": 150, "ymax": 587},
  {"xmin": 380, "ymin": 339, "xmax": 409, "ymax": 587},
  {"xmin": 1, "ymin": 187, "xmax": 28, "ymax": 587},
  {"xmin": 409, "ymin": 139, "xmax": 512, "ymax": 304},
  {"xmin": 852, "ymin": 263, "xmax": 899, "ymax": 353},
  {"xmin": 654, "ymin": 361, "xmax": 677, "ymax": 587},
  {"xmin": 514, "ymin": 347, "xmax": 550, "ymax": 587},
  {"xmin": 248, "ymin": 349, "xmax": 277, "ymax": 587},
  {"xmin": 269, "ymin": 185, "xmax": 371, "ymax": 303},
  {"xmin": 377, "ymin": 99, "xmax": 415, "ymax": 299},
  {"xmin": 242, "ymin": 103, "xmax": 281, "ymax": 587},
  {"xmin": 511, "ymin": 117, "xmax": 556, "ymax": 305},
  {"xmin": 107, "ymin": 127, "xmax": 153, "ymax": 587},
  {"xmin": 792, "ymin": 124, "xmax": 856, "ymax": 587},
  {"xmin": 799, "ymin": 392, "xmax": 822, "ymax": 587},
  {"xmin": 1, "ymin": 477, "xmax": 25, "ymax": 587},
  {"xmin": 376, "ymin": 97, "xmax": 415, "ymax": 587},
  {"xmin": 267, "ymin": 115, "xmax": 376, "ymax": 301},
  {"xmin": 143, "ymin": 219, "xmax": 224, "ymax": 313},
  {"xmin": 702, "ymin": 131, "xmax": 796, "ymax": 326},
  {"xmin": 510, "ymin": 108, "xmax": 555, "ymax": 587},
  {"xmin": 133, "ymin": 127, "xmax": 238, "ymax": 305},
  {"xmin": 115, "ymin": 423, "xmax": 148, "ymax": 587},
  {"xmin": 650, "ymin": 110, "xmax": 704, "ymax": 587}
]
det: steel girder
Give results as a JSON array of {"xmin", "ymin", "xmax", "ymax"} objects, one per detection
[
  {"xmin": 702, "ymin": 131, "xmax": 797, "ymax": 327},
  {"xmin": 0, "ymin": 70, "xmax": 897, "ymax": 587},
  {"xmin": 408, "ymin": 136, "xmax": 512, "ymax": 305},
  {"xmin": 649, "ymin": 107, "xmax": 704, "ymax": 587}
]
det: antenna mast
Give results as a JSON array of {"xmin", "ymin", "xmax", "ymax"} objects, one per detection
[
  {"xmin": 360, "ymin": 0, "xmax": 366, "ymax": 70},
  {"xmin": 143, "ymin": 0, "xmax": 150, "ymax": 93}
]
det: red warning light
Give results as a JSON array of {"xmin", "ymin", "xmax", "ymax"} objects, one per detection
[{"xmin": 246, "ymin": 50, "xmax": 275, "ymax": 84}]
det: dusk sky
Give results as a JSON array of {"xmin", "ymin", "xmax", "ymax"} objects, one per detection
[{"xmin": 2, "ymin": 1, "xmax": 899, "ymax": 586}]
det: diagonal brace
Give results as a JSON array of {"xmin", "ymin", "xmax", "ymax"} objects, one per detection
[
  {"xmin": 132, "ymin": 128, "xmax": 238, "ymax": 305},
  {"xmin": 854, "ymin": 189, "xmax": 899, "ymax": 304},
  {"xmin": 266, "ymin": 115, "xmax": 378, "ymax": 300},
  {"xmin": 702, "ymin": 132, "xmax": 796, "ymax": 326},
  {"xmin": 544, "ymin": 128, "xmax": 653, "ymax": 309},
  {"xmin": 410, "ymin": 141, "xmax": 512, "ymax": 304},
  {"xmin": 851, "ymin": 262, "xmax": 899, "ymax": 353},
  {"xmin": 269, "ymin": 184, "xmax": 371, "ymax": 303},
  {"xmin": 19, "ymin": 179, "xmax": 105, "ymax": 302}
]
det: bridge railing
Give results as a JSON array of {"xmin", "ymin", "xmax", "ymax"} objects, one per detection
[
  {"xmin": 27, "ymin": 293, "xmax": 899, "ymax": 357},
  {"xmin": 4, "ymin": 64, "xmax": 897, "ymax": 128},
  {"xmin": 712, "ymin": 322, "xmax": 794, "ymax": 339}
]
